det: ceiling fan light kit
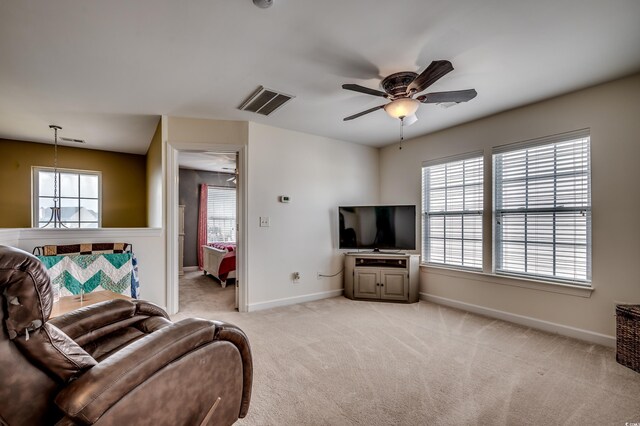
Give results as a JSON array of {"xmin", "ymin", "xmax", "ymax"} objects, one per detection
[
  {"xmin": 384, "ymin": 98, "xmax": 420, "ymax": 119},
  {"xmin": 342, "ymin": 60, "xmax": 477, "ymax": 123},
  {"xmin": 341, "ymin": 60, "xmax": 477, "ymax": 151},
  {"xmin": 253, "ymin": 0, "xmax": 273, "ymax": 8}
]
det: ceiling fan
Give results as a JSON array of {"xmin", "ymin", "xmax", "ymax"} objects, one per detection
[
  {"xmin": 342, "ymin": 60, "xmax": 477, "ymax": 124},
  {"xmin": 223, "ymin": 167, "xmax": 238, "ymax": 184}
]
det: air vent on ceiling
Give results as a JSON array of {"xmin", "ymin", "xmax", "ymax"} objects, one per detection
[
  {"xmin": 59, "ymin": 137, "xmax": 86, "ymax": 144},
  {"xmin": 239, "ymin": 86, "xmax": 294, "ymax": 116}
]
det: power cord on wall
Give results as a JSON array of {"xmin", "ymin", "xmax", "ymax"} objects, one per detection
[{"xmin": 318, "ymin": 268, "xmax": 344, "ymax": 278}]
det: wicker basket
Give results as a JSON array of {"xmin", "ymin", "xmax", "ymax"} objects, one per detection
[{"xmin": 616, "ymin": 304, "xmax": 640, "ymax": 373}]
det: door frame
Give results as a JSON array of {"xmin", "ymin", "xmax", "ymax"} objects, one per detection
[{"xmin": 165, "ymin": 143, "xmax": 248, "ymax": 314}]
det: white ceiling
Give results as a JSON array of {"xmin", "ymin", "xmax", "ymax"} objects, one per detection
[
  {"xmin": 178, "ymin": 151, "xmax": 236, "ymax": 173},
  {"xmin": 1, "ymin": 1, "xmax": 639, "ymax": 154}
]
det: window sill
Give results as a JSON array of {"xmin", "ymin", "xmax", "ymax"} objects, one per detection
[
  {"xmin": 20, "ymin": 227, "xmax": 163, "ymax": 238},
  {"xmin": 420, "ymin": 264, "xmax": 594, "ymax": 298}
]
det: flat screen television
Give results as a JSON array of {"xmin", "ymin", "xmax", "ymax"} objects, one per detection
[{"xmin": 338, "ymin": 205, "xmax": 416, "ymax": 251}]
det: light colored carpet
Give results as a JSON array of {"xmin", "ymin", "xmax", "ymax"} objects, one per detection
[
  {"xmin": 173, "ymin": 295, "xmax": 640, "ymax": 425},
  {"xmin": 178, "ymin": 269, "xmax": 236, "ymax": 313}
]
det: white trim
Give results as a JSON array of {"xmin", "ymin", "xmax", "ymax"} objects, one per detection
[
  {"xmin": 165, "ymin": 141, "xmax": 248, "ymax": 315},
  {"xmin": 492, "ymin": 128, "xmax": 590, "ymax": 154},
  {"xmin": 247, "ymin": 289, "xmax": 344, "ymax": 312},
  {"xmin": 32, "ymin": 166, "xmax": 102, "ymax": 228},
  {"xmin": 421, "ymin": 264, "xmax": 593, "ymax": 297},
  {"xmin": 183, "ymin": 266, "xmax": 199, "ymax": 272},
  {"xmin": 17, "ymin": 227, "xmax": 162, "ymax": 240},
  {"xmin": 421, "ymin": 293, "xmax": 615, "ymax": 348},
  {"xmin": 237, "ymin": 146, "xmax": 248, "ymax": 312},
  {"xmin": 166, "ymin": 141, "xmax": 178, "ymax": 314},
  {"xmin": 422, "ymin": 150, "xmax": 484, "ymax": 168}
]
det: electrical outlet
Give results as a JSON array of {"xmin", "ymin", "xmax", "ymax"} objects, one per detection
[
  {"xmin": 259, "ymin": 216, "xmax": 270, "ymax": 227},
  {"xmin": 292, "ymin": 272, "xmax": 300, "ymax": 283}
]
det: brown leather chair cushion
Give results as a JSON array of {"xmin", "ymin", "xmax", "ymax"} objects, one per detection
[
  {"xmin": 1, "ymin": 251, "xmax": 53, "ymax": 339},
  {"xmin": 15, "ymin": 323, "xmax": 97, "ymax": 383}
]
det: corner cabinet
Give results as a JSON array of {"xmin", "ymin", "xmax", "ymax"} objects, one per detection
[{"xmin": 344, "ymin": 253, "xmax": 420, "ymax": 303}]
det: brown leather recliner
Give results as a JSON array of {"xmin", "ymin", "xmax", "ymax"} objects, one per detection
[{"xmin": 0, "ymin": 245, "xmax": 252, "ymax": 426}]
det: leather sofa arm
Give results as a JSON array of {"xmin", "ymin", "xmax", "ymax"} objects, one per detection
[
  {"xmin": 55, "ymin": 318, "xmax": 220, "ymax": 424},
  {"xmin": 49, "ymin": 299, "xmax": 169, "ymax": 341},
  {"xmin": 212, "ymin": 321, "xmax": 253, "ymax": 418}
]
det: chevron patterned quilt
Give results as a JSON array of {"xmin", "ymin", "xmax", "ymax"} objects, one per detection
[{"xmin": 38, "ymin": 253, "xmax": 139, "ymax": 298}]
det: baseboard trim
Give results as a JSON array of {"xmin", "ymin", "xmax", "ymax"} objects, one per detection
[
  {"xmin": 248, "ymin": 289, "xmax": 344, "ymax": 312},
  {"xmin": 183, "ymin": 266, "xmax": 199, "ymax": 272},
  {"xmin": 421, "ymin": 293, "xmax": 615, "ymax": 348}
]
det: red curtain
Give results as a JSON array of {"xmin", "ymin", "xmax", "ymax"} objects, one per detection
[{"xmin": 197, "ymin": 184, "xmax": 208, "ymax": 270}]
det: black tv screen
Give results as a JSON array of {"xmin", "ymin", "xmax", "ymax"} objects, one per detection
[{"xmin": 338, "ymin": 205, "xmax": 416, "ymax": 251}]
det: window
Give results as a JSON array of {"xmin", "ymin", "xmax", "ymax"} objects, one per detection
[
  {"xmin": 207, "ymin": 186, "xmax": 236, "ymax": 243},
  {"xmin": 33, "ymin": 167, "xmax": 101, "ymax": 228},
  {"xmin": 493, "ymin": 130, "xmax": 591, "ymax": 284},
  {"xmin": 422, "ymin": 153, "xmax": 483, "ymax": 269}
]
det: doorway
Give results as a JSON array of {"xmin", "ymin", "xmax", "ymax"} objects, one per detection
[
  {"xmin": 166, "ymin": 144, "xmax": 247, "ymax": 315},
  {"xmin": 177, "ymin": 152, "xmax": 238, "ymax": 313}
]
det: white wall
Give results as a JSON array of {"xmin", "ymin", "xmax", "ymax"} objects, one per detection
[
  {"xmin": 167, "ymin": 116, "xmax": 249, "ymax": 146},
  {"xmin": 0, "ymin": 229, "xmax": 21, "ymax": 247},
  {"xmin": 379, "ymin": 73, "xmax": 640, "ymax": 343},
  {"xmin": 1, "ymin": 228, "xmax": 166, "ymax": 308},
  {"xmin": 164, "ymin": 116, "xmax": 249, "ymax": 313},
  {"xmin": 246, "ymin": 123, "xmax": 379, "ymax": 310}
]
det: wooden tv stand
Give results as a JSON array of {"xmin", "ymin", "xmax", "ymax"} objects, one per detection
[{"xmin": 344, "ymin": 253, "xmax": 420, "ymax": 303}]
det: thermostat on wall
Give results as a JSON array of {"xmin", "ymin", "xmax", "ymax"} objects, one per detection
[{"xmin": 279, "ymin": 195, "xmax": 290, "ymax": 203}]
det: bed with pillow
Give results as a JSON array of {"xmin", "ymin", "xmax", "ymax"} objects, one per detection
[{"xmin": 202, "ymin": 243, "xmax": 236, "ymax": 288}]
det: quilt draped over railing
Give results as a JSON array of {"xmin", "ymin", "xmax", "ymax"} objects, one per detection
[
  {"xmin": 37, "ymin": 253, "xmax": 140, "ymax": 298},
  {"xmin": 34, "ymin": 243, "xmax": 140, "ymax": 299}
]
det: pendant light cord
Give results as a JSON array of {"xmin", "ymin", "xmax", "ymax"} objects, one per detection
[
  {"xmin": 46, "ymin": 125, "xmax": 65, "ymax": 228},
  {"xmin": 53, "ymin": 126, "xmax": 59, "ymax": 208}
]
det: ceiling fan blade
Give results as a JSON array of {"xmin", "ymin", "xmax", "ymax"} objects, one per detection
[
  {"xmin": 403, "ymin": 114, "xmax": 418, "ymax": 126},
  {"xmin": 343, "ymin": 105, "xmax": 385, "ymax": 121},
  {"xmin": 408, "ymin": 60, "xmax": 454, "ymax": 93},
  {"xmin": 342, "ymin": 84, "xmax": 388, "ymax": 98},
  {"xmin": 417, "ymin": 89, "xmax": 478, "ymax": 104}
]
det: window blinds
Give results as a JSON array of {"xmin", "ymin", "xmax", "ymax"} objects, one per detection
[
  {"xmin": 493, "ymin": 130, "xmax": 591, "ymax": 284},
  {"xmin": 422, "ymin": 154, "xmax": 483, "ymax": 269},
  {"xmin": 206, "ymin": 186, "xmax": 236, "ymax": 243}
]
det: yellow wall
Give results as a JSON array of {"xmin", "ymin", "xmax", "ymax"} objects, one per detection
[
  {"xmin": 0, "ymin": 139, "xmax": 147, "ymax": 227},
  {"xmin": 146, "ymin": 119, "xmax": 163, "ymax": 228}
]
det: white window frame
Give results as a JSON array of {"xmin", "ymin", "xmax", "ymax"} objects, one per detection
[
  {"xmin": 206, "ymin": 185, "xmax": 236, "ymax": 243},
  {"xmin": 493, "ymin": 129, "xmax": 591, "ymax": 285},
  {"xmin": 32, "ymin": 167, "xmax": 102, "ymax": 228},
  {"xmin": 422, "ymin": 151, "xmax": 484, "ymax": 270}
]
